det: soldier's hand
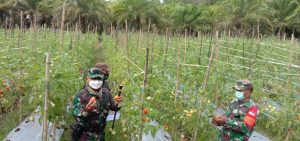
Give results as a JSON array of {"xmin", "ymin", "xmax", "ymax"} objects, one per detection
[
  {"xmin": 114, "ymin": 95, "xmax": 123, "ymax": 105},
  {"xmin": 212, "ymin": 115, "xmax": 227, "ymax": 126},
  {"xmin": 85, "ymin": 97, "xmax": 97, "ymax": 111}
]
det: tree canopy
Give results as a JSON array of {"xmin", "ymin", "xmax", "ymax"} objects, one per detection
[{"xmin": 1, "ymin": 0, "xmax": 300, "ymax": 36}]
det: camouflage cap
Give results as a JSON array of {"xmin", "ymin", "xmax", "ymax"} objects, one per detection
[
  {"xmin": 88, "ymin": 68, "xmax": 104, "ymax": 78},
  {"xmin": 233, "ymin": 80, "xmax": 253, "ymax": 91}
]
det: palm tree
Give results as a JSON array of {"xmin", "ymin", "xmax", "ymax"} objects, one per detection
[
  {"xmin": 49, "ymin": 0, "xmax": 109, "ymax": 32},
  {"xmin": 268, "ymin": 0, "xmax": 300, "ymax": 37},
  {"xmin": 172, "ymin": 4, "xmax": 204, "ymax": 33},
  {"xmin": 112, "ymin": 0, "xmax": 160, "ymax": 30}
]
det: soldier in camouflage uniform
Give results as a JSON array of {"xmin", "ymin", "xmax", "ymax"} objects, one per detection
[
  {"xmin": 71, "ymin": 68, "xmax": 122, "ymax": 141},
  {"xmin": 81, "ymin": 62, "xmax": 110, "ymax": 90},
  {"xmin": 212, "ymin": 80, "xmax": 259, "ymax": 141}
]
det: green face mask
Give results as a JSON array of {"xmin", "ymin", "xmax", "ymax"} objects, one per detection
[{"xmin": 235, "ymin": 91, "xmax": 244, "ymax": 100}]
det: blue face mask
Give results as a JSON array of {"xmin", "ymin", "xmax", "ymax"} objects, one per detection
[{"xmin": 235, "ymin": 91, "xmax": 244, "ymax": 100}]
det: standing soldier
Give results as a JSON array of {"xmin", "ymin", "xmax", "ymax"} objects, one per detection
[
  {"xmin": 71, "ymin": 68, "xmax": 122, "ymax": 141},
  {"xmin": 212, "ymin": 80, "xmax": 259, "ymax": 141}
]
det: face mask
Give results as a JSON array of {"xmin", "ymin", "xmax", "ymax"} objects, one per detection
[
  {"xmin": 89, "ymin": 80, "xmax": 103, "ymax": 89},
  {"xmin": 235, "ymin": 91, "xmax": 244, "ymax": 100}
]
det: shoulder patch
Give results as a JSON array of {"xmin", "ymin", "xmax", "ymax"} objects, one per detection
[{"xmin": 243, "ymin": 106, "xmax": 258, "ymax": 128}]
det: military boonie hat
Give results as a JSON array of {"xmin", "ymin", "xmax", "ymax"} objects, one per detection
[
  {"xmin": 88, "ymin": 68, "xmax": 104, "ymax": 78},
  {"xmin": 94, "ymin": 62, "xmax": 110, "ymax": 74},
  {"xmin": 233, "ymin": 80, "xmax": 253, "ymax": 91}
]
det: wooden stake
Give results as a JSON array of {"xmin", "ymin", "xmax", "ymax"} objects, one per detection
[
  {"xmin": 18, "ymin": 11, "xmax": 24, "ymax": 124},
  {"xmin": 184, "ymin": 29, "xmax": 187, "ymax": 63},
  {"xmin": 163, "ymin": 28, "xmax": 170, "ymax": 73},
  {"xmin": 198, "ymin": 31, "xmax": 203, "ymax": 65},
  {"xmin": 50, "ymin": 123, "xmax": 56, "ymax": 141},
  {"xmin": 32, "ymin": 14, "xmax": 37, "ymax": 54},
  {"xmin": 42, "ymin": 53, "xmax": 51, "ymax": 141},
  {"xmin": 175, "ymin": 37, "xmax": 181, "ymax": 103},
  {"xmin": 284, "ymin": 127, "xmax": 293, "ymax": 141},
  {"xmin": 202, "ymin": 31, "xmax": 218, "ymax": 92},
  {"xmin": 60, "ymin": 2, "xmax": 66, "ymax": 47},
  {"xmin": 139, "ymin": 48, "xmax": 149, "ymax": 141},
  {"xmin": 75, "ymin": 22, "xmax": 78, "ymax": 48},
  {"xmin": 125, "ymin": 19, "xmax": 129, "ymax": 54},
  {"xmin": 192, "ymin": 31, "xmax": 219, "ymax": 141}
]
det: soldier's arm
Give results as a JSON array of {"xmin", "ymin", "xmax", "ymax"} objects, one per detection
[
  {"xmin": 224, "ymin": 106, "xmax": 258, "ymax": 133},
  {"xmin": 108, "ymin": 92, "xmax": 121, "ymax": 111},
  {"xmin": 72, "ymin": 95, "xmax": 87, "ymax": 122}
]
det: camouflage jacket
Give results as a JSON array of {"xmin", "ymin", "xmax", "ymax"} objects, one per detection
[
  {"xmin": 219, "ymin": 99, "xmax": 259, "ymax": 141},
  {"xmin": 72, "ymin": 84, "xmax": 120, "ymax": 133}
]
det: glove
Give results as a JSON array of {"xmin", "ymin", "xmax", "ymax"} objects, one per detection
[
  {"xmin": 114, "ymin": 95, "xmax": 123, "ymax": 105},
  {"xmin": 212, "ymin": 115, "xmax": 227, "ymax": 126},
  {"xmin": 85, "ymin": 97, "xmax": 97, "ymax": 111}
]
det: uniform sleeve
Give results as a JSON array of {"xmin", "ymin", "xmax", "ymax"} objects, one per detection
[
  {"xmin": 224, "ymin": 106, "xmax": 258, "ymax": 133},
  {"xmin": 72, "ymin": 95, "xmax": 87, "ymax": 123}
]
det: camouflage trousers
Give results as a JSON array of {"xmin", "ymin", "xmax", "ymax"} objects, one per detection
[
  {"xmin": 218, "ymin": 130, "xmax": 249, "ymax": 141},
  {"xmin": 79, "ymin": 131, "xmax": 105, "ymax": 141},
  {"xmin": 71, "ymin": 124, "xmax": 105, "ymax": 141}
]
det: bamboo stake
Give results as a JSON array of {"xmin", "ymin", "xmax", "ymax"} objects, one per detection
[
  {"xmin": 198, "ymin": 31, "xmax": 203, "ymax": 65},
  {"xmin": 125, "ymin": 19, "xmax": 129, "ymax": 54},
  {"xmin": 32, "ymin": 14, "xmax": 37, "ymax": 53},
  {"xmin": 18, "ymin": 11, "xmax": 24, "ymax": 124},
  {"xmin": 163, "ymin": 28, "xmax": 170, "ymax": 73},
  {"xmin": 149, "ymin": 26, "xmax": 156, "ymax": 73},
  {"xmin": 184, "ymin": 29, "xmax": 187, "ymax": 63},
  {"xmin": 291, "ymin": 33, "xmax": 294, "ymax": 45},
  {"xmin": 139, "ymin": 48, "xmax": 149, "ymax": 141},
  {"xmin": 60, "ymin": 2, "xmax": 66, "ymax": 47},
  {"xmin": 50, "ymin": 123, "xmax": 56, "ymax": 141},
  {"xmin": 192, "ymin": 31, "xmax": 219, "ymax": 141},
  {"xmin": 42, "ymin": 53, "xmax": 51, "ymax": 141},
  {"xmin": 75, "ymin": 22, "xmax": 78, "ymax": 49},
  {"xmin": 175, "ymin": 36, "xmax": 181, "ymax": 103},
  {"xmin": 287, "ymin": 34, "xmax": 294, "ymax": 93},
  {"xmin": 285, "ymin": 126, "xmax": 293, "ymax": 141},
  {"xmin": 115, "ymin": 24, "xmax": 119, "ymax": 52},
  {"xmin": 248, "ymin": 34, "xmax": 258, "ymax": 78}
]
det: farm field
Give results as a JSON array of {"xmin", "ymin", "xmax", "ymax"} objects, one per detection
[
  {"xmin": 101, "ymin": 30, "xmax": 300, "ymax": 141},
  {"xmin": 0, "ymin": 28, "xmax": 300, "ymax": 141}
]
